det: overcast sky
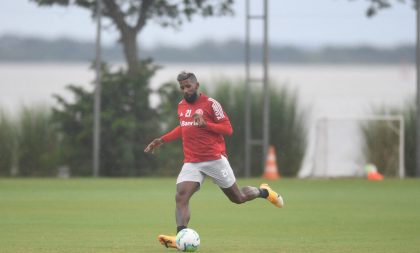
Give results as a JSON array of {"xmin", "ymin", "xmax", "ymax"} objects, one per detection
[{"xmin": 0, "ymin": 0, "xmax": 416, "ymax": 49}]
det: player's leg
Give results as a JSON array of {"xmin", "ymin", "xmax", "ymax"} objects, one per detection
[
  {"xmin": 221, "ymin": 183, "xmax": 261, "ymax": 204},
  {"xmin": 221, "ymin": 182, "xmax": 284, "ymax": 208},
  {"xmin": 202, "ymin": 156, "xmax": 262, "ymax": 203},
  {"xmin": 158, "ymin": 163, "xmax": 204, "ymax": 249},
  {"xmin": 175, "ymin": 181, "xmax": 200, "ymax": 230},
  {"xmin": 175, "ymin": 162, "xmax": 204, "ymax": 232},
  {"xmin": 204, "ymin": 156, "xmax": 284, "ymax": 207},
  {"xmin": 159, "ymin": 182, "xmax": 198, "ymax": 249}
]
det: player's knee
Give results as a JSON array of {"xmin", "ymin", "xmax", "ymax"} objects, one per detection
[
  {"xmin": 176, "ymin": 190, "xmax": 190, "ymax": 204},
  {"xmin": 175, "ymin": 192, "xmax": 184, "ymax": 203}
]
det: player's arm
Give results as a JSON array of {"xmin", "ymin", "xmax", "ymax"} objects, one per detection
[
  {"xmin": 144, "ymin": 126, "xmax": 182, "ymax": 153},
  {"xmin": 204, "ymin": 120, "xmax": 233, "ymax": 136},
  {"xmin": 161, "ymin": 125, "xmax": 182, "ymax": 142},
  {"xmin": 193, "ymin": 113, "xmax": 233, "ymax": 136}
]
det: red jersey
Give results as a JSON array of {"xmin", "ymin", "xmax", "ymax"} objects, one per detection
[{"xmin": 161, "ymin": 93, "xmax": 233, "ymax": 163}]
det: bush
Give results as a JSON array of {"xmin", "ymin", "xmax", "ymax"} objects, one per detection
[
  {"xmin": 403, "ymin": 98, "xmax": 417, "ymax": 177},
  {"xmin": 212, "ymin": 81, "xmax": 306, "ymax": 177},
  {"xmin": 0, "ymin": 110, "xmax": 16, "ymax": 176},
  {"xmin": 361, "ymin": 118, "xmax": 399, "ymax": 176},
  {"xmin": 152, "ymin": 82, "xmax": 184, "ymax": 176},
  {"xmin": 17, "ymin": 105, "xmax": 60, "ymax": 176},
  {"xmin": 361, "ymin": 101, "xmax": 416, "ymax": 177},
  {"xmin": 0, "ymin": 106, "xmax": 60, "ymax": 177},
  {"xmin": 53, "ymin": 61, "xmax": 160, "ymax": 176}
]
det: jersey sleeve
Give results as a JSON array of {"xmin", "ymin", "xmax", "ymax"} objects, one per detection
[
  {"xmin": 161, "ymin": 126, "xmax": 182, "ymax": 142},
  {"xmin": 205, "ymin": 97, "xmax": 233, "ymax": 135},
  {"xmin": 205, "ymin": 120, "xmax": 233, "ymax": 136},
  {"xmin": 208, "ymin": 97, "xmax": 229, "ymax": 122}
]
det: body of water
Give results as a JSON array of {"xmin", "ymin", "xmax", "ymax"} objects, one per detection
[{"xmin": 1, "ymin": 62, "xmax": 414, "ymax": 117}]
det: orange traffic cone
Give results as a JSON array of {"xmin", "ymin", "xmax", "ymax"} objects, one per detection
[
  {"xmin": 365, "ymin": 164, "xmax": 384, "ymax": 181},
  {"xmin": 367, "ymin": 170, "xmax": 384, "ymax": 181},
  {"xmin": 262, "ymin": 145, "xmax": 280, "ymax": 180}
]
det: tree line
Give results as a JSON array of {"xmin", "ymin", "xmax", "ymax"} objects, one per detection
[{"xmin": 0, "ymin": 35, "xmax": 414, "ymax": 64}]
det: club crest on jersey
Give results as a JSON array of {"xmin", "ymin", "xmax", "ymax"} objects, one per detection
[{"xmin": 195, "ymin": 109, "xmax": 203, "ymax": 115}]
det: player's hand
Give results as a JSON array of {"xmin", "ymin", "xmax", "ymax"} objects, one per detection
[
  {"xmin": 193, "ymin": 113, "xmax": 206, "ymax": 127},
  {"xmin": 144, "ymin": 138, "xmax": 164, "ymax": 154}
]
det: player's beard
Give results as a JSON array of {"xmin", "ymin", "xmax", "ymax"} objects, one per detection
[{"xmin": 184, "ymin": 92, "xmax": 198, "ymax": 103}]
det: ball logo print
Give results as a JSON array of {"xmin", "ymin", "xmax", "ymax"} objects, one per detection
[{"xmin": 176, "ymin": 228, "xmax": 200, "ymax": 252}]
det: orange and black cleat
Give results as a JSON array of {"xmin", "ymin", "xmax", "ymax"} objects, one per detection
[
  {"xmin": 260, "ymin": 183, "xmax": 284, "ymax": 208},
  {"xmin": 157, "ymin": 234, "xmax": 177, "ymax": 249}
]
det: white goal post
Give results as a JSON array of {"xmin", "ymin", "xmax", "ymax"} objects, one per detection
[{"xmin": 298, "ymin": 115, "xmax": 405, "ymax": 178}]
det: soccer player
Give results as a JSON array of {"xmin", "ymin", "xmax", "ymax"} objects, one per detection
[{"xmin": 144, "ymin": 71, "xmax": 284, "ymax": 249}]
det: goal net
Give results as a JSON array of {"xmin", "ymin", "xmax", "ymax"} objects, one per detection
[{"xmin": 298, "ymin": 115, "xmax": 405, "ymax": 178}]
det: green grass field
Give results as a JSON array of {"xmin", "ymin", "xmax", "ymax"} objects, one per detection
[{"xmin": 1, "ymin": 178, "xmax": 419, "ymax": 253}]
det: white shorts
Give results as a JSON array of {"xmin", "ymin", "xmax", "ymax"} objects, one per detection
[{"xmin": 176, "ymin": 156, "xmax": 236, "ymax": 189}]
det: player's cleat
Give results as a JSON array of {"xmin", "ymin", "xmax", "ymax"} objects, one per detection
[
  {"xmin": 260, "ymin": 183, "xmax": 284, "ymax": 208},
  {"xmin": 157, "ymin": 234, "xmax": 177, "ymax": 249}
]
